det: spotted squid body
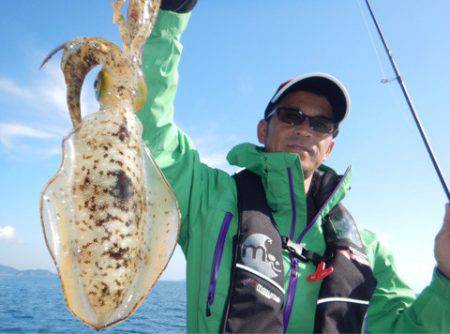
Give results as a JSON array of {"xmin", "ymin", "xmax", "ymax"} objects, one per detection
[{"xmin": 40, "ymin": 0, "xmax": 180, "ymax": 330}]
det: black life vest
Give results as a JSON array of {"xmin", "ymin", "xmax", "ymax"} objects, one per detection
[{"xmin": 222, "ymin": 169, "xmax": 377, "ymax": 333}]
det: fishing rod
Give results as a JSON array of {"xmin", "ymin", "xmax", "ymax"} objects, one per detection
[{"xmin": 363, "ymin": 0, "xmax": 450, "ymax": 201}]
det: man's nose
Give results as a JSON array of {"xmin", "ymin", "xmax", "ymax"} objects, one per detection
[{"xmin": 294, "ymin": 119, "xmax": 312, "ymax": 136}]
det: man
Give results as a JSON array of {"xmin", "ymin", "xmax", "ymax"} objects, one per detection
[{"xmin": 137, "ymin": 2, "xmax": 450, "ymax": 332}]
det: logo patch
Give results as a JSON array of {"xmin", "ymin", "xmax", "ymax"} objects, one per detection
[{"xmin": 241, "ymin": 233, "xmax": 282, "ymax": 278}]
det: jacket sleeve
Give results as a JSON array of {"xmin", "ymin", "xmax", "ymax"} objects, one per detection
[
  {"xmin": 137, "ymin": 10, "xmax": 221, "ymax": 254},
  {"xmin": 367, "ymin": 240, "xmax": 450, "ymax": 332}
]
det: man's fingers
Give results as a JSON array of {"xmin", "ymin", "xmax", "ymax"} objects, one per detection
[
  {"xmin": 445, "ymin": 203, "xmax": 450, "ymax": 224},
  {"xmin": 435, "ymin": 204, "xmax": 450, "ymax": 278},
  {"xmin": 438, "ymin": 203, "xmax": 450, "ymax": 233}
]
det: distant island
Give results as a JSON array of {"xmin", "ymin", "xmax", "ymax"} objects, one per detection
[{"xmin": 0, "ymin": 264, "xmax": 55, "ymax": 277}]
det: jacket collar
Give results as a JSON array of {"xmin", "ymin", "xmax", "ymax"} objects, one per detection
[{"xmin": 227, "ymin": 143, "xmax": 351, "ymax": 243}]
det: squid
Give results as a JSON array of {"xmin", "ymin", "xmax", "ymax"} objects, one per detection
[{"xmin": 40, "ymin": 0, "xmax": 180, "ymax": 330}]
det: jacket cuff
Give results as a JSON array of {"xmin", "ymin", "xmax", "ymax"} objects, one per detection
[
  {"xmin": 153, "ymin": 10, "xmax": 191, "ymax": 38},
  {"xmin": 430, "ymin": 267, "xmax": 450, "ymax": 300}
]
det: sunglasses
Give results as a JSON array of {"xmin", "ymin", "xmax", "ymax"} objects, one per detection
[{"xmin": 266, "ymin": 106, "xmax": 337, "ymax": 135}]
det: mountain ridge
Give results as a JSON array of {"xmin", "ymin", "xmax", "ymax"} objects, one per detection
[{"xmin": 0, "ymin": 264, "xmax": 55, "ymax": 277}]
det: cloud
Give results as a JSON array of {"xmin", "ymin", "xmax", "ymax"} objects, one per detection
[
  {"xmin": 0, "ymin": 226, "xmax": 16, "ymax": 241},
  {"xmin": 0, "ymin": 78, "xmax": 34, "ymax": 100},
  {"xmin": 0, "ymin": 53, "xmax": 99, "ymax": 156},
  {"xmin": 201, "ymin": 150, "xmax": 229, "ymax": 169},
  {"xmin": 200, "ymin": 150, "xmax": 238, "ymax": 175},
  {"xmin": 0, "ymin": 62, "xmax": 65, "ymax": 117},
  {"xmin": 183, "ymin": 123, "xmax": 243, "ymax": 174},
  {"xmin": 0, "ymin": 57, "xmax": 98, "ymax": 121},
  {"xmin": 0, "ymin": 123, "xmax": 55, "ymax": 149}
]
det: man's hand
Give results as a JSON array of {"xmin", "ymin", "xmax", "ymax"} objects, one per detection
[
  {"xmin": 161, "ymin": 0, "xmax": 197, "ymax": 13},
  {"xmin": 435, "ymin": 203, "xmax": 450, "ymax": 279}
]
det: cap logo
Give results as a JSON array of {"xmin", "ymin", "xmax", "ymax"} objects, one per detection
[{"xmin": 277, "ymin": 79, "xmax": 293, "ymax": 92}]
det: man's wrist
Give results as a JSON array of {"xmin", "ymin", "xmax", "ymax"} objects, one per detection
[
  {"xmin": 429, "ymin": 267, "xmax": 450, "ymax": 301},
  {"xmin": 151, "ymin": 10, "xmax": 191, "ymax": 39}
]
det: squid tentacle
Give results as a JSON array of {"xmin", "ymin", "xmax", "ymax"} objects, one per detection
[
  {"xmin": 112, "ymin": 0, "xmax": 130, "ymax": 51},
  {"xmin": 113, "ymin": 0, "xmax": 161, "ymax": 63},
  {"xmin": 40, "ymin": 1, "xmax": 160, "ymax": 130},
  {"xmin": 40, "ymin": 43, "xmax": 66, "ymax": 69},
  {"xmin": 42, "ymin": 38, "xmax": 135, "ymax": 128}
]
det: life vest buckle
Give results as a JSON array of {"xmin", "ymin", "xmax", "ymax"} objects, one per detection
[
  {"xmin": 282, "ymin": 237, "xmax": 308, "ymax": 262},
  {"xmin": 282, "ymin": 237, "xmax": 324, "ymax": 265}
]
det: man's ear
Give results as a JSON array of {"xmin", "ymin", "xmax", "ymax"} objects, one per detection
[
  {"xmin": 323, "ymin": 140, "xmax": 335, "ymax": 161},
  {"xmin": 257, "ymin": 119, "xmax": 267, "ymax": 145}
]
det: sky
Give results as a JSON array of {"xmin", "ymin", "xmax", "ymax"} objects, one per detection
[{"xmin": 0, "ymin": 0, "xmax": 449, "ymax": 292}]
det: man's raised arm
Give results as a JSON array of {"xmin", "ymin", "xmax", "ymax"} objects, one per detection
[
  {"xmin": 137, "ymin": 5, "xmax": 200, "ymax": 252},
  {"xmin": 136, "ymin": 3, "xmax": 233, "ymax": 255},
  {"xmin": 138, "ymin": 8, "xmax": 190, "ymax": 161}
]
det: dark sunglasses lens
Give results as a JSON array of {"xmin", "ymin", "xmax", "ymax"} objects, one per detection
[
  {"xmin": 277, "ymin": 108, "xmax": 305, "ymax": 125},
  {"xmin": 309, "ymin": 118, "xmax": 335, "ymax": 134},
  {"xmin": 275, "ymin": 107, "xmax": 335, "ymax": 134}
]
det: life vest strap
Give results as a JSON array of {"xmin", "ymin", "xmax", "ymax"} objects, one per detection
[{"xmin": 281, "ymin": 236, "xmax": 323, "ymax": 265}]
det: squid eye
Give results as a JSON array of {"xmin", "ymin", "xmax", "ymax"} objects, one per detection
[
  {"xmin": 133, "ymin": 76, "xmax": 147, "ymax": 111},
  {"xmin": 94, "ymin": 72, "xmax": 102, "ymax": 101}
]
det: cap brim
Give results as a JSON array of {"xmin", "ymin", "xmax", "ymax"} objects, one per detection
[{"xmin": 266, "ymin": 73, "xmax": 350, "ymax": 123}]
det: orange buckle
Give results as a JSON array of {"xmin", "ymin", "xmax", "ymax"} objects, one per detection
[{"xmin": 306, "ymin": 261, "xmax": 334, "ymax": 282}]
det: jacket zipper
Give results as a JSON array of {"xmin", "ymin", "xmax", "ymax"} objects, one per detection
[
  {"xmin": 283, "ymin": 167, "xmax": 300, "ymax": 332},
  {"xmin": 206, "ymin": 212, "xmax": 233, "ymax": 317},
  {"xmin": 287, "ymin": 168, "xmax": 297, "ymax": 240},
  {"xmin": 283, "ymin": 167, "xmax": 351, "ymax": 332},
  {"xmin": 283, "ymin": 257, "xmax": 299, "ymax": 332}
]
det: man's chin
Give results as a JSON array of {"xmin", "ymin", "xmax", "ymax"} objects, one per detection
[
  {"xmin": 299, "ymin": 159, "xmax": 314, "ymax": 178},
  {"xmin": 292, "ymin": 150, "xmax": 312, "ymax": 165},
  {"xmin": 284, "ymin": 148, "xmax": 307, "ymax": 160},
  {"xmin": 285, "ymin": 146, "xmax": 311, "ymax": 157}
]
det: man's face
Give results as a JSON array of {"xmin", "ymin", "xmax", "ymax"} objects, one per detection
[{"xmin": 257, "ymin": 91, "xmax": 335, "ymax": 179}]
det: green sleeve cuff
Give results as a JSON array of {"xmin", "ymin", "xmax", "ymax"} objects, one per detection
[
  {"xmin": 152, "ymin": 9, "xmax": 191, "ymax": 38},
  {"xmin": 430, "ymin": 267, "xmax": 450, "ymax": 300}
]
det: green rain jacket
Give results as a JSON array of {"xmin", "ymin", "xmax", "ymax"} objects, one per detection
[{"xmin": 137, "ymin": 10, "xmax": 450, "ymax": 333}]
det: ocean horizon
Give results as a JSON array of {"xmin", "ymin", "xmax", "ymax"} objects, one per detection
[{"xmin": 0, "ymin": 276, "xmax": 186, "ymax": 333}]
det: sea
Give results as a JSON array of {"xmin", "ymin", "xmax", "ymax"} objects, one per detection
[{"xmin": 0, "ymin": 276, "xmax": 186, "ymax": 333}]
